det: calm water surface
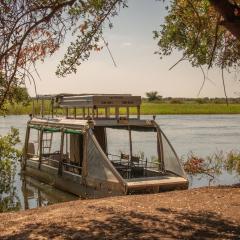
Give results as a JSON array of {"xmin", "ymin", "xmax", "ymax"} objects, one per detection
[{"xmin": 0, "ymin": 115, "xmax": 239, "ymax": 211}]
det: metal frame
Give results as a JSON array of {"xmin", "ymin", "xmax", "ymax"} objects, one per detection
[{"xmin": 31, "ymin": 94, "xmax": 142, "ymax": 120}]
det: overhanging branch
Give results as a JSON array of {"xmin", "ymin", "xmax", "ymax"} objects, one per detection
[{"xmin": 210, "ymin": 0, "xmax": 240, "ymax": 39}]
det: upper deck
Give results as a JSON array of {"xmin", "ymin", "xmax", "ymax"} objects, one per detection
[
  {"xmin": 29, "ymin": 117, "xmax": 156, "ymax": 130},
  {"xmin": 31, "ymin": 94, "xmax": 142, "ymax": 121}
]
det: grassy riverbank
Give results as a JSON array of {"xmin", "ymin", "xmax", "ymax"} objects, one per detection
[
  {"xmin": 4, "ymin": 101, "xmax": 240, "ymax": 115},
  {"xmin": 141, "ymin": 102, "xmax": 240, "ymax": 114},
  {"xmin": 0, "ymin": 186, "xmax": 239, "ymax": 239}
]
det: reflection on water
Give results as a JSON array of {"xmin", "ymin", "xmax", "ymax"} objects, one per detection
[
  {"xmin": 0, "ymin": 184, "xmax": 21, "ymax": 213},
  {"xmin": 0, "ymin": 159, "xmax": 21, "ymax": 213},
  {"xmin": 21, "ymin": 175, "xmax": 78, "ymax": 210},
  {"xmin": 0, "ymin": 161, "xmax": 78, "ymax": 212},
  {"xmin": 0, "ymin": 115, "xmax": 240, "ymax": 212}
]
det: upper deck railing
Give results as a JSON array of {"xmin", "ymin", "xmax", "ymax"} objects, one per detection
[{"xmin": 31, "ymin": 93, "xmax": 142, "ymax": 120}]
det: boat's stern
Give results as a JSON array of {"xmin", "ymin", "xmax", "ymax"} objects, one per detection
[{"xmin": 125, "ymin": 175, "xmax": 188, "ymax": 194}]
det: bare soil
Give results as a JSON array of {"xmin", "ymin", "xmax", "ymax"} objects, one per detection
[{"xmin": 0, "ymin": 186, "xmax": 240, "ymax": 240}]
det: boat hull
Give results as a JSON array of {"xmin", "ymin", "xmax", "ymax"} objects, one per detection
[{"xmin": 23, "ymin": 160, "xmax": 188, "ymax": 198}]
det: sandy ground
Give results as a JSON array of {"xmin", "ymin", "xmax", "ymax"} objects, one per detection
[{"xmin": 0, "ymin": 186, "xmax": 239, "ymax": 240}]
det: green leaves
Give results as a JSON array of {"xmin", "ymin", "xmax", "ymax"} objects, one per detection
[
  {"xmin": 183, "ymin": 150, "xmax": 240, "ymax": 183},
  {"xmin": 56, "ymin": 0, "xmax": 126, "ymax": 77},
  {"xmin": 155, "ymin": 0, "xmax": 240, "ymax": 71},
  {"xmin": 0, "ymin": 127, "xmax": 21, "ymax": 163},
  {"xmin": 146, "ymin": 91, "xmax": 162, "ymax": 101},
  {"xmin": 0, "ymin": 128, "xmax": 21, "ymax": 212}
]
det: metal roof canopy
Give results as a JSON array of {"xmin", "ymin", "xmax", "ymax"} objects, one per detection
[
  {"xmin": 55, "ymin": 94, "xmax": 141, "ymax": 108},
  {"xmin": 31, "ymin": 93, "xmax": 142, "ymax": 120}
]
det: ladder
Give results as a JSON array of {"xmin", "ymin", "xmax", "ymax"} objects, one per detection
[{"xmin": 41, "ymin": 132, "xmax": 53, "ymax": 154}]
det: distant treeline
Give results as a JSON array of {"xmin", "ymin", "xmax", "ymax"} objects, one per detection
[
  {"xmin": 3, "ymin": 97, "xmax": 240, "ymax": 116},
  {"xmin": 142, "ymin": 97, "xmax": 240, "ymax": 104}
]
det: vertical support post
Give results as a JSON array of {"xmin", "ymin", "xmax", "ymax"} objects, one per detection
[
  {"xmin": 65, "ymin": 133, "xmax": 68, "ymax": 155},
  {"xmin": 104, "ymin": 127, "xmax": 108, "ymax": 155},
  {"xmin": 137, "ymin": 105, "xmax": 140, "ymax": 120},
  {"xmin": 126, "ymin": 107, "xmax": 129, "ymax": 119},
  {"xmin": 65, "ymin": 108, "xmax": 69, "ymax": 118},
  {"xmin": 158, "ymin": 131, "xmax": 165, "ymax": 172},
  {"xmin": 115, "ymin": 107, "xmax": 119, "ymax": 119},
  {"xmin": 22, "ymin": 175, "xmax": 29, "ymax": 210},
  {"xmin": 153, "ymin": 121, "xmax": 165, "ymax": 173},
  {"xmin": 51, "ymin": 98, "xmax": 54, "ymax": 118},
  {"xmin": 105, "ymin": 107, "xmax": 108, "ymax": 118},
  {"xmin": 128, "ymin": 126, "xmax": 133, "ymax": 179},
  {"xmin": 87, "ymin": 107, "xmax": 90, "ymax": 117},
  {"xmin": 41, "ymin": 99, "xmax": 44, "ymax": 118},
  {"xmin": 128, "ymin": 126, "xmax": 133, "ymax": 157},
  {"xmin": 96, "ymin": 107, "xmax": 99, "ymax": 119},
  {"xmin": 74, "ymin": 107, "xmax": 77, "ymax": 119},
  {"xmin": 22, "ymin": 125, "xmax": 31, "ymax": 170},
  {"xmin": 58, "ymin": 129, "xmax": 65, "ymax": 176},
  {"xmin": 32, "ymin": 99, "xmax": 35, "ymax": 117},
  {"xmin": 38, "ymin": 127, "xmax": 44, "ymax": 169},
  {"xmin": 157, "ymin": 132, "xmax": 161, "ymax": 171},
  {"xmin": 83, "ymin": 107, "xmax": 86, "ymax": 119},
  {"xmin": 82, "ymin": 132, "xmax": 88, "ymax": 184}
]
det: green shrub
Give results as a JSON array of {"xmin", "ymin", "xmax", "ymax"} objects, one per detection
[{"xmin": 0, "ymin": 128, "xmax": 21, "ymax": 212}]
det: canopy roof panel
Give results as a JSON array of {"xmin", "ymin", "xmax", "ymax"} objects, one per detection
[{"xmin": 29, "ymin": 118, "xmax": 156, "ymax": 129}]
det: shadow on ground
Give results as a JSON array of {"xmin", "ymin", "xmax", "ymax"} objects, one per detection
[{"xmin": 2, "ymin": 206, "xmax": 240, "ymax": 239}]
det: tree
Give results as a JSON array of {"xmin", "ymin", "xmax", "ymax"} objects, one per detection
[
  {"xmin": 0, "ymin": 128, "xmax": 21, "ymax": 212},
  {"xmin": 183, "ymin": 150, "xmax": 240, "ymax": 186},
  {"xmin": 1, "ymin": 0, "xmax": 239, "ymax": 113},
  {"xmin": 210, "ymin": 0, "xmax": 240, "ymax": 39},
  {"xmin": 0, "ymin": 0, "xmax": 126, "ymax": 113},
  {"xmin": 154, "ymin": 0, "xmax": 240, "ymax": 101},
  {"xmin": 155, "ymin": 0, "xmax": 240, "ymax": 70},
  {"xmin": 146, "ymin": 91, "xmax": 162, "ymax": 101}
]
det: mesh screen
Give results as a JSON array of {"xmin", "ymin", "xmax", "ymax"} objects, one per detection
[
  {"xmin": 132, "ymin": 130, "xmax": 160, "ymax": 170},
  {"xmin": 161, "ymin": 132, "xmax": 185, "ymax": 177},
  {"xmin": 106, "ymin": 128, "xmax": 130, "ymax": 156},
  {"xmin": 28, "ymin": 128, "xmax": 40, "ymax": 156},
  {"xmin": 87, "ymin": 134, "xmax": 119, "ymax": 183}
]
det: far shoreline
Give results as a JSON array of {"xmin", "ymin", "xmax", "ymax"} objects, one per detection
[{"xmin": 2, "ymin": 102, "xmax": 240, "ymax": 116}]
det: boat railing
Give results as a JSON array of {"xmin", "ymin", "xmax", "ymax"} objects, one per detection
[
  {"xmin": 30, "ymin": 94, "xmax": 142, "ymax": 120},
  {"xmin": 107, "ymin": 153, "xmax": 164, "ymax": 179},
  {"xmin": 27, "ymin": 152, "xmax": 82, "ymax": 175}
]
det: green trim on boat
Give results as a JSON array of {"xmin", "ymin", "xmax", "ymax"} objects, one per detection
[
  {"xmin": 29, "ymin": 125, "xmax": 41, "ymax": 130},
  {"xmin": 44, "ymin": 127, "xmax": 60, "ymax": 133},
  {"xmin": 64, "ymin": 129, "xmax": 83, "ymax": 134},
  {"xmin": 29, "ymin": 125, "xmax": 83, "ymax": 134}
]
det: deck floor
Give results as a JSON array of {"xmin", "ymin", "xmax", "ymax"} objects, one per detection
[{"xmin": 126, "ymin": 175, "xmax": 188, "ymax": 188}]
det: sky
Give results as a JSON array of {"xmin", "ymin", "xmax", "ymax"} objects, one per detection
[{"xmin": 26, "ymin": 0, "xmax": 240, "ymax": 98}]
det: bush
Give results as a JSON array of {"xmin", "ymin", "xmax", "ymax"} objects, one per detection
[
  {"xmin": 0, "ymin": 128, "xmax": 21, "ymax": 212},
  {"xmin": 146, "ymin": 91, "xmax": 162, "ymax": 101},
  {"xmin": 170, "ymin": 99, "xmax": 183, "ymax": 104},
  {"xmin": 195, "ymin": 98, "xmax": 207, "ymax": 104}
]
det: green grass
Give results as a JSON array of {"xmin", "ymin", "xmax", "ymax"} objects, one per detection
[
  {"xmin": 3, "ymin": 101, "xmax": 240, "ymax": 115},
  {"xmin": 140, "ymin": 102, "xmax": 240, "ymax": 115}
]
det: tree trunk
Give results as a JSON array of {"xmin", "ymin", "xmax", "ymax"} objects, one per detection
[{"xmin": 210, "ymin": 0, "xmax": 240, "ymax": 39}]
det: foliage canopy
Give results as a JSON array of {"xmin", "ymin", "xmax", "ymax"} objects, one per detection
[
  {"xmin": 0, "ymin": 0, "xmax": 126, "ymax": 112},
  {"xmin": 154, "ymin": 0, "xmax": 240, "ymax": 72},
  {"xmin": 1, "ymin": 0, "xmax": 240, "ymax": 111},
  {"xmin": 146, "ymin": 91, "xmax": 162, "ymax": 101},
  {"xmin": 0, "ymin": 128, "xmax": 21, "ymax": 212}
]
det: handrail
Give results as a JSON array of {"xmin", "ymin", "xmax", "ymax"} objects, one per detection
[
  {"xmin": 63, "ymin": 162, "xmax": 82, "ymax": 170},
  {"xmin": 108, "ymin": 153, "xmax": 162, "ymax": 166}
]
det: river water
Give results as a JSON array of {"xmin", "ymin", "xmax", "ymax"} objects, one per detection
[{"xmin": 0, "ymin": 115, "xmax": 239, "ymax": 211}]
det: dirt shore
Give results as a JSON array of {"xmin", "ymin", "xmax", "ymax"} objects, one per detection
[{"xmin": 0, "ymin": 186, "xmax": 240, "ymax": 240}]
